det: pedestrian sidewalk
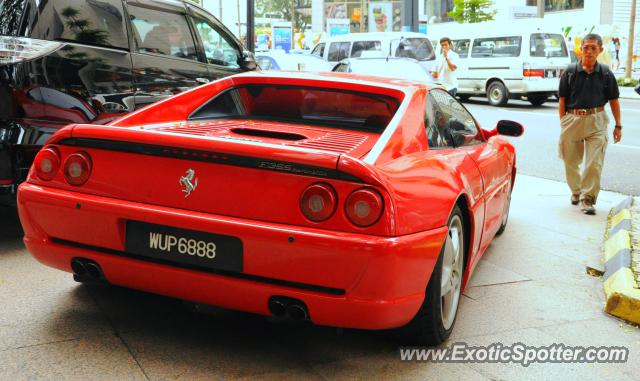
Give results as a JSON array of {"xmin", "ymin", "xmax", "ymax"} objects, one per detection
[{"xmin": 619, "ymin": 86, "xmax": 639, "ymax": 100}]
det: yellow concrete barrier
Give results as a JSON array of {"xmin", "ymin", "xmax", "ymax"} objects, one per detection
[{"xmin": 602, "ymin": 197, "xmax": 640, "ymax": 324}]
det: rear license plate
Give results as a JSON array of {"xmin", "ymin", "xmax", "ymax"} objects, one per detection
[
  {"xmin": 545, "ymin": 69, "xmax": 557, "ymax": 78},
  {"xmin": 125, "ymin": 221, "xmax": 243, "ymax": 272}
]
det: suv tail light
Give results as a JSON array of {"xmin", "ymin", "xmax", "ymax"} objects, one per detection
[
  {"xmin": 300, "ymin": 183, "xmax": 337, "ymax": 222},
  {"xmin": 0, "ymin": 37, "xmax": 62, "ymax": 65},
  {"xmin": 345, "ymin": 188, "xmax": 384, "ymax": 227},
  {"xmin": 64, "ymin": 152, "xmax": 92, "ymax": 186},
  {"xmin": 34, "ymin": 147, "xmax": 61, "ymax": 181}
]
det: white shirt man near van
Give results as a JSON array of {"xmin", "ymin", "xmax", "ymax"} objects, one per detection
[{"xmin": 432, "ymin": 37, "xmax": 459, "ymax": 96}]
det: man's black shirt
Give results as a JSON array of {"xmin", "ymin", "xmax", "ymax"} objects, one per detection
[{"xmin": 558, "ymin": 62, "xmax": 619, "ymax": 109}]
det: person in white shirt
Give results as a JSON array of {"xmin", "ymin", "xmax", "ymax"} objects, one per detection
[{"xmin": 432, "ymin": 37, "xmax": 459, "ymax": 96}]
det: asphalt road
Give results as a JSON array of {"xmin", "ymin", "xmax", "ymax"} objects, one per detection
[{"xmin": 463, "ymin": 97, "xmax": 640, "ymax": 196}]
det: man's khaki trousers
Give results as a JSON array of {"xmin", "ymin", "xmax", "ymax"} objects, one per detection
[{"xmin": 558, "ymin": 111, "xmax": 609, "ymax": 203}]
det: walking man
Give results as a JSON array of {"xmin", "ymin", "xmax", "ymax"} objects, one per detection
[
  {"xmin": 558, "ymin": 33, "xmax": 622, "ymax": 215},
  {"xmin": 432, "ymin": 37, "xmax": 459, "ymax": 97}
]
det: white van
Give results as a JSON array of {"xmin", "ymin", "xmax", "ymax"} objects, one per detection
[
  {"xmin": 439, "ymin": 26, "xmax": 570, "ymax": 106},
  {"xmin": 310, "ymin": 32, "xmax": 436, "ymax": 72}
]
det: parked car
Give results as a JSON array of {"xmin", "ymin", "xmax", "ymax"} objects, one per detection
[
  {"xmin": 18, "ymin": 71, "xmax": 523, "ymax": 345},
  {"xmin": 310, "ymin": 32, "xmax": 436, "ymax": 72},
  {"xmin": 332, "ymin": 56, "xmax": 434, "ymax": 83},
  {"xmin": 255, "ymin": 50, "xmax": 333, "ymax": 71},
  {"xmin": 438, "ymin": 22, "xmax": 571, "ymax": 106},
  {"xmin": 0, "ymin": 0, "xmax": 256, "ymax": 205}
]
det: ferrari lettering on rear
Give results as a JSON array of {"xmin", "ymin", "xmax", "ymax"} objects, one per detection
[{"xmin": 149, "ymin": 232, "xmax": 216, "ymax": 258}]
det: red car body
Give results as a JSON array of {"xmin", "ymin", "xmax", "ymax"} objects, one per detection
[{"xmin": 18, "ymin": 72, "xmax": 520, "ymax": 331}]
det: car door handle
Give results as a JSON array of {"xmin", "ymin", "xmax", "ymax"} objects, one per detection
[{"xmin": 195, "ymin": 77, "xmax": 210, "ymax": 84}]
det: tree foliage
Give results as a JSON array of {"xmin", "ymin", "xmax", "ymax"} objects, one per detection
[
  {"xmin": 256, "ymin": 0, "xmax": 310, "ymax": 31},
  {"xmin": 448, "ymin": 0, "xmax": 497, "ymax": 23}
]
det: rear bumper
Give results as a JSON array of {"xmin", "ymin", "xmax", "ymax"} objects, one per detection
[
  {"xmin": 515, "ymin": 78, "xmax": 559, "ymax": 94},
  {"xmin": 18, "ymin": 183, "xmax": 447, "ymax": 330}
]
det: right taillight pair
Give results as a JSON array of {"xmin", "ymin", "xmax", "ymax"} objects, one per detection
[
  {"xmin": 34, "ymin": 146, "xmax": 92, "ymax": 186},
  {"xmin": 300, "ymin": 183, "xmax": 384, "ymax": 227}
]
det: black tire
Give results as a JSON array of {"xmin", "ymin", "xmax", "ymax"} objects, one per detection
[
  {"xmin": 400, "ymin": 205, "xmax": 465, "ymax": 346},
  {"xmin": 458, "ymin": 94, "xmax": 471, "ymax": 101},
  {"xmin": 496, "ymin": 176, "xmax": 513, "ymax": 235},
  {"xmin": 487, "ymin": 81, "xmax": 508, "ymax": 107},
  {"xmin": 528, "ymin": 95, "xmax": 547, "ymax": 106}
]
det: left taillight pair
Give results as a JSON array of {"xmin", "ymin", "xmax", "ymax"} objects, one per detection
[
  {"xmin": 300, "ymin": 182, "xmax": 384, "ymax": 228},
  {"xmin": 34, "ymin": 147, "xmax": 92, "ymax": 186}
]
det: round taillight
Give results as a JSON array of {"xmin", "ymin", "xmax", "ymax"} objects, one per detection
[
  {"xmin": 300, "ymin": 183, "xmax": 337, "ymax": 222},
  {"xmin": 34, "ymin": 146, "xmax": 61, "ymax": 181},
  {"xmin": 345, "ymin": 188, "xmax": 384, "ymax": 227},
  {"xmin": 64, "ymin": 152, "xmax": 92, "ymax": 186}
]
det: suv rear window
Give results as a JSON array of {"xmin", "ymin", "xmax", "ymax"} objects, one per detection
[
  {"xmin": 530, "ymin": 33, "xmax": 568, "ymax": 57},
  {"xmin": 189, "ymin": 85, "xmax": 400, "ymax": 132},
  {"xmin": 0, "ymin": 0, "xmax": 27, "ymax": 36},
  {"xmin": 24, "ymin": 0, "xmax": 129, "ymax": 49}
]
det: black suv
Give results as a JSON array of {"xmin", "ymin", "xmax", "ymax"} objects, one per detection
[{"xmin": 0, "ymin": 0, "xmax": 256, "ymax": 205}]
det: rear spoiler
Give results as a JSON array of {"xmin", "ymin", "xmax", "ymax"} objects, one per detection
[{"xmin": 47, "ymin": 124, "xmax": 387, "ymax": 187}]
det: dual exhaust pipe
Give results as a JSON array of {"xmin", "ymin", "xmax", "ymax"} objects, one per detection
[
  {"xmin": 70, "ymin": 258, "xmax": 106, "ymax": 283},
  {"xmin": 268, "ymin": 296, "xmax": 309, "ymax": 322}
]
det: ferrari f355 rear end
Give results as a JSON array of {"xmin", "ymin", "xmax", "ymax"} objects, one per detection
[{"xmin": 18, "ymin": 72, "xmax": 448, "ymax": 335}]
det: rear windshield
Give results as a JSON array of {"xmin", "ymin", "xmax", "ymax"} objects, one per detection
[
  {"xmin": 395, "ymin": 38, "xmax": 435, "ymax": 61},
  {"xmin": 530, "ymin": 33, "xmax": 568, "ymax": 57},
  {"xmin": 0, "ymin": 0, "xmax": 26, "ymax": 36},
  {"xmin": 0, "ymin": 0, "xmax": 129, "ymax": 49},
  {"xmin": 189, "ymin": 85, "xmax": 401, "ymax": 132}
]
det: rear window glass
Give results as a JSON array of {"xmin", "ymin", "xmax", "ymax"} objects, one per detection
[
  {"xmin": 393, "ymin": 38, "xmax": 435, "ymax": 61},
  {"xmin": 471, "ymin": 36, "xmax": 521, "ymax": 58},
  {"xmin": 189, "ymin": 85, "xmax": 401, "ymax": 132},
  {"xmin": 530, "ymin": 33, "xmax": 568, "ymax": 57},
  {"xmin": 0, "ymin": 0, "xmax": 26, "ymax": 36},
  {"xmin": 23, "ymin": 0, "xmax": 129, "ymax": 49}
]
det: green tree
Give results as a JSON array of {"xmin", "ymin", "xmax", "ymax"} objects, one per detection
[
  {"xmin": 256, "ymin": 0, "xmax": 310, "ymax": 31},
  {"xmin": 448, "ymin": 0, "xmax": 497, "ymax": 23}
]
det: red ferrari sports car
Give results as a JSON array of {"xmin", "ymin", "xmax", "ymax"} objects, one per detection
[{"xmin": 18, "ymin": 72, "xmax": 522, "ymax": 345}]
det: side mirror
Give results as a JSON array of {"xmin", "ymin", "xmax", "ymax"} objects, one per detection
[
  {"xmin": 496, "ymin": 120, "xmax": 524, "ymax": 137},
  {"xmin": 241, "ymin": 50, "xmax": 257, "ymax": 70}
]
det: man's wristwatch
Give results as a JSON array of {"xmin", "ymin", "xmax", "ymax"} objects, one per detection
[{"xmin": 615, "ymin": 125, "xmax": 622, "ymax": 129}]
